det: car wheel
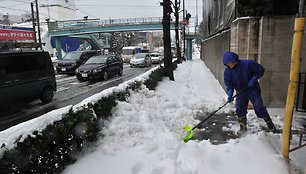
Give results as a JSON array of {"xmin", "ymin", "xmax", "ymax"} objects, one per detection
[
  {"xmin": 103, "ymin": 71, "xmax": 108, "ymax": 80},
  {"xmin": 40, "ymin": 87, "xmax": 54, "ymax": 103},
  {"xmin": 77, "ymin": 77, "xmax": 85, "ymax": 82},
  {"xmin": 118, "ymin": 67, "xmax": 123, "ymax": 76}
]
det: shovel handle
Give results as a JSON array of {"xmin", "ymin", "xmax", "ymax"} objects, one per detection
[{"xmin": 192, "ymin": 87, "xmax": 248, "ymax": 130}]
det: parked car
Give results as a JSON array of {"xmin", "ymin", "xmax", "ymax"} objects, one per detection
[
  {"xmin": 75, "ymin": 54, "xmax": 123, "ymax": 81},
  {"xmin": 141, "ymin": 49, "xmax": 150, "ymax": 53},
  {"xmin": 56, "ymin": 50, "xmax": 100, "ymax": 75},
  {"xmin": 150, "ymin": 52, "xmax": 162, "ymax": 64},
  {"xmin": 130, "ymin": 53, "xmax": 152, "ymax": 67},
  {"xmin": 0, "ymin": 51, "xmax": 56, "ymax": 111}
]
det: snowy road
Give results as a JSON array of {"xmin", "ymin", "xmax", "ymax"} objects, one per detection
[{"xmin": 0, "ymin": 64, "xmax": 159, "ymax": 131}]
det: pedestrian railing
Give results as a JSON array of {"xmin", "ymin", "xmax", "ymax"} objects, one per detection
[{"xmin": 47, "ymin": 17, "xmax": 165, "ymax": 32}]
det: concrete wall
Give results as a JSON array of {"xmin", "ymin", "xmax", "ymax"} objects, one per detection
[
  {"xmin": 230, "ymin": 17, "xmax": 260, "ymax": 61},
  {"xmin": 201, "ymin": 31, "xmax": 230, "ymax": 89},
  {"xmin": 201, "ymin": 15, "xmax": 306, "ymax": 108},
  {"xmin": 258, "ymin": 16, "xmax": 292, "ymax": 107},
  {"xmin": 258, "ymin": 16, "xmax": 306, "ymax": 107}
]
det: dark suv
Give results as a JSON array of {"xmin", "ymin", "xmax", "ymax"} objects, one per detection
[
  {"xmin": 56, "ymin": 50, "xmax": 100, "ymax": 75},
  {"xmin": 0, "ymin": 51, "xmax": 56, "ymax": 111}
]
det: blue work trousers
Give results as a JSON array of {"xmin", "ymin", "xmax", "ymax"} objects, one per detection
[{"xmin": 235, "ymin": 89, "xmax": 268, "ymax": 118}]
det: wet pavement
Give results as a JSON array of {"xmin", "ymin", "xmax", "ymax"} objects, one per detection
[
  {"xmin": 0, "ymin": 65, "xmax": 155, "ymax": 131},
  {"xmin": 190, "ymin": 112, "xmax": 241, "ymax": 144}
]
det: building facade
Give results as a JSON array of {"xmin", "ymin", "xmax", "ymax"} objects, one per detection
[{"xmin": 200, "ymin": 1, "xmax": 306, "ymax": 108}]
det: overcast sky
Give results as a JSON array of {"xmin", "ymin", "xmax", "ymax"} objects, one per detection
[{"xmin": 0, "ymin": 0, "xmax": 202, "ymax": 23}]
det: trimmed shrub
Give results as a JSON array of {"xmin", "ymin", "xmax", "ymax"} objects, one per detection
[{"xmin": 0, "ymin": 63, "xmax": 177, "ymax": 173}]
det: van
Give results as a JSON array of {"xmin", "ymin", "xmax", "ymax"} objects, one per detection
[
  {"xmin": 121, "ymin": 46, "xmax": 141, "ymax": 63},
  {"xmin": 0, "ymin": 51, "xmax": 56, "ymax": 111},
  {"xmin": 56, "ymin": 50, "xmax": 101, "ymax": 75}
]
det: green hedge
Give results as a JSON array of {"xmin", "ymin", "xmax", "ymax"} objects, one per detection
[{"xmin": 0, "ymin": 65, "xmax": 170, "ymax": 174}]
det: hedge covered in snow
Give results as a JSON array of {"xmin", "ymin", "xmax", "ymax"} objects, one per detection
[{"xmin": 0, "ymin": 62, "xmax": 177, "ymax": 174}]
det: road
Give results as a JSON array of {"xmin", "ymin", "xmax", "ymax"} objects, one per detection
[{"xmin": 0, "ymin": 64, "xmax": 158, "ymax": 131}]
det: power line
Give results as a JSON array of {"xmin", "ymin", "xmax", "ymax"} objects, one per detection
[
  {"xmin": 0, "ymin": 5, "xmax": 59, "ymax": 21},
  {"xmin": 0, "ymin": 6, "xmax": 31, "ymax": 13},
  {"xmin": 77, "ymin": 8, "xmax": 99, "ymax": 19},
  {"xmin": 77, "ymin": 4, "xmax": 161, "ymax": 8},
  {"xmin": 1, "ymin": 2, "xmax": 28, "ymax": 8},
  {"xmin": 76, "ymin": 4, "xmax": 197, "ymax": 7},
  {"xmin": 0, "ymin": 0, "xmax": 32, "ymax": 3}
]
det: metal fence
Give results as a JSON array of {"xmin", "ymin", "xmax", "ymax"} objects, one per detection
[{"xmin": 48, "ymin": 17, "xmax": 165, "ymax": 32}]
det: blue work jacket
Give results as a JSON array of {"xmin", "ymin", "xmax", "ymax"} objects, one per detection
[{"xmin": 223, "ymin": 52, "xmax": 264, "ymax": 93}]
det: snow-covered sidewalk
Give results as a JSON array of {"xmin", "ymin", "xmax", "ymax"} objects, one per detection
[{"xmin": 61, "ymin": 52, "xmax": 306, "ymax": 174}]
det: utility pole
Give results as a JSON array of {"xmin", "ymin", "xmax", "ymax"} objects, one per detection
[
  {"xmin": 281, "ymin": 0, "xmax": 305, "ymax": 161},
  {"xmin": 35, "ymin": 0, "xmax": 42, "ymax": 49},
  {"xmin": 182, "ymin": 0, "xmax": 186, "ymax": 60},
  {"xmin": 195, "ymin": 0, "xmax": 198, "ymax": 33},
  {"xmin": 30, "ymin": 2, "xmax": 37, "ymax": 48},
  {"xmin": 174, "ymin": 0, "xmax": 182, "ymax": 63},
  {"xmin": 162, "ymin": 0, "xmax": 174, "ymax": 81}
]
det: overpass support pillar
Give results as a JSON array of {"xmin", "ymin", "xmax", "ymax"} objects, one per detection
[
  {"xmin": 55, "ymin": 37, "xmax": 62, "ymax": 59},
  {"xmin": 186, "ymin": 38, "xmax": 194, "ymax": 60}
]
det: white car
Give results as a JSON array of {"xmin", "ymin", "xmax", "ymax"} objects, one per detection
[
  {"xmin": 130, "ymin": 53, "xmax": 152, "ymax": 67},
  {"xmin": 150, "ymin": 52, "xmax": 162, "ymax": 64}
]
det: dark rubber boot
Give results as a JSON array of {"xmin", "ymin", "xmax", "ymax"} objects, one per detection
[
  {"xmin": 263, "ymin": 116, "xmax": 276, "ymax": 133},
  {"xmin": 237, "ymin": 116, "xmax": 247, "ymax": 133}
]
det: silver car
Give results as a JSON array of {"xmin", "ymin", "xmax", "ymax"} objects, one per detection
[
  {"xmin": 150, "ymin": 52, "xmax": 162, "ymax": 64},
  {"xmin": 130, "ymin": 53, "xmax": 152, "ymax": 67}
]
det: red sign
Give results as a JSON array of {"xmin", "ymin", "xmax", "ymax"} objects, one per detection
[
  {"xmin": 0, "ymin": 29, "xmax": 35, "ymax": 42},
  {"xmin": 182, "ymin": 19, "xmax": 188, "ymax": 25}
]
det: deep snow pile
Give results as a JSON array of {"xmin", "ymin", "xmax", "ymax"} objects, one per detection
[
  {"xmin": 62, "ymin": 52, "xmax": 306, "ymax": 174},
  {"xmin": 0, "ymin": 49, "xmax": 304, "ymax": 173}
]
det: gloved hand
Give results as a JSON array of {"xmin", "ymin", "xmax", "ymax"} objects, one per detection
[
  {"xmin": 247, "ymin": 76, "xmax": 257, "ymax": 88},
  {"xmin": 227, "ymin": 90, "xmax": 233, "ymax": 103}
]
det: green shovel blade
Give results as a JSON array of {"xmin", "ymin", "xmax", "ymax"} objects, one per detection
[{"xmin": 183, "ymin": 125, "xmax": 194, "ymax": 142}]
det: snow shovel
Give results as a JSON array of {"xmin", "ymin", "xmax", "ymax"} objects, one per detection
[{"xmin": 183, "ymin": 87, "xmax": 247, "ymax": 142}]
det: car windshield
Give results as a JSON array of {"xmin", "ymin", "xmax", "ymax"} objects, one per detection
[
  {"xmin": 62, "ymin": 52, "xmax": 82, "ymax": 60},
  {"xmin": 85, "ymin": 56, "xmax": 107, "ymax": 64},
  {"xmin": 134, "ymin": 53, "xmax": 146, "ymax": 59},
  {"xmin": 122, "ymin": 49, "xmax": 134, "ymax": 55},
  {"xmin": 151, "ymin": 53, "xmax": 160, "ymax": 57}
]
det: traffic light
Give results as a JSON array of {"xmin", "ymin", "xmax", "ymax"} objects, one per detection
[{"xmin": 186, "ymin": 13, "xmax": 191, "ymax": 22}]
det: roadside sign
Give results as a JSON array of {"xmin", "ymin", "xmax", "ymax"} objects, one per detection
[
  {"xmin": 182, "ymin": 19, "xmax": 188, "ymax": 25},
  {"xmin": 0, "ymin": 26, "xmax": 35, "ymax": 42}
]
